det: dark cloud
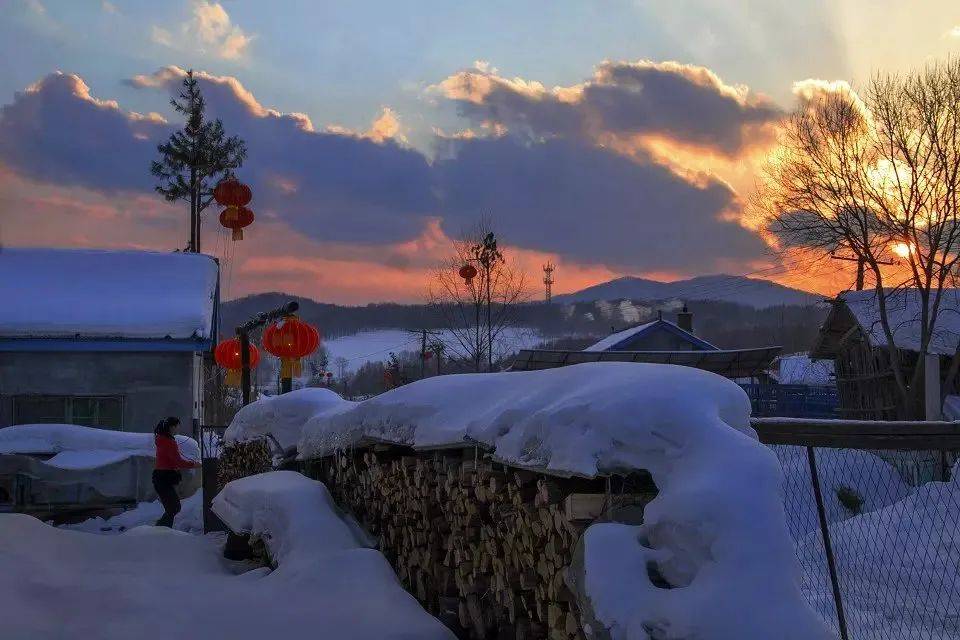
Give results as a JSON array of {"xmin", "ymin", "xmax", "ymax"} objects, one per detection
[
  {"xmin": 436, "ymin": 135, "xmax": 767, "ymax": 271},
  {"xmin": 0, "ymin": 73, "xmax": 164, "ymax": 192},
  {"xmin": 439, "ymin": 61, "xmax": 782, "ymax": 155},
  {"xmin": 0, "ymin": 65, "xmax": 770, "ymax": 271}
]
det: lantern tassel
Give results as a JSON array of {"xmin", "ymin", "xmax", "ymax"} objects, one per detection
[
  {"xmin": 233, "ymin": 228, "xmax": 243, "ymax": 241},
  {"xmin": 225, "ymin": 369, "xmax": 241, "ymax": 387}
]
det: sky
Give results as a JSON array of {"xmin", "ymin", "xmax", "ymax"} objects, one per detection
[{"xmin": 2, "ymin": 0, "xmax": 960, "ymax": 304}]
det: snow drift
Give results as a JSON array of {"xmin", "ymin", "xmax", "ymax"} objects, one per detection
[
  {"xmin": 224, "ymin": 388, "xmax": 355, "ymax": 451},
  {"xmin": 291, "ymin": 363, "xmax": 831, "ymax": 638},
  {"xmin": 0, "ymin": 471, "xmax": 453, "ymax": 640}
]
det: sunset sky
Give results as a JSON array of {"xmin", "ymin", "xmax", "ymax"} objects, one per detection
[{"xmin": 2, "ymin": 0, "xmax": 960, "ymax": 303}]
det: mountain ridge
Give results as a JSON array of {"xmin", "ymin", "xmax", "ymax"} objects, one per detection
[{"xmin": 552, "ymin": 274, "xmax": 823, "ymax": 308}]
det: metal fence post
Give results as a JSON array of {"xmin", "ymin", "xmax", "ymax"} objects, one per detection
[{"xmin": 807, "ymin": 446, "xmax": 850, "ymax": 640}]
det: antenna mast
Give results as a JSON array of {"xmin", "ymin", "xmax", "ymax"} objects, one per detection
[{"xmin": 543, "ymin": 262, "xmax": 555, "ymax": 302}]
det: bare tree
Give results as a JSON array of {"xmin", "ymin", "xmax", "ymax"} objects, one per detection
[
  {"xmin": 429, "ymin": 222, "xmax": 528, "ymax": 372},
  {"xmin": 757, "ymin": 60, "xmax": 960, "ymax": 418}
]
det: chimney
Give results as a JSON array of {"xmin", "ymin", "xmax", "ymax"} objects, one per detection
[{"xmin": 677, "ymin": 304, "xmax": 693, "ymax": 333}]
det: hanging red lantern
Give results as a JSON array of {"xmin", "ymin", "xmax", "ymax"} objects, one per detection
[
  {"xmin": 325, "ymin": 371, "xmax": 333, "ymax": 379},
  {"xmin": 214, "ymin": 338, "xmax": 260, "ymax": 386},
  {"xmin": 219, "ymin": 205, "xmax": 255, "ymax": 241},
  {"xmin": 262, "ymin": 315, "xmax": 319, "ymax": 379},
  {"xmin": 459, "ymin": 263, "xmax": 478, "ymax": 284},
  {"xmin": 214, "ymin": 178, "xmax": 252, "ymax": 207}
]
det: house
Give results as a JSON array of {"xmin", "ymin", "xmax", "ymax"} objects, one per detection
[
  {"xmin": 582, "ymin": 308, "xmax": 718, "ymax": 352},
  {"xmin": 0, "ymin": 248, "xmax": 219, "ymax": 434},
  {"xmin": 811, "ymin": 289, "xmax": 960, "ymax": 420},
  {"xmin": 511, "ymin": 307, "xmax": 781, "ymax": 382}
]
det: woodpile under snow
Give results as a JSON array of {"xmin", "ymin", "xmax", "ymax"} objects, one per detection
[{"xmin": 307, "ymin": 446, "xmax": 655, "ymax": 639}]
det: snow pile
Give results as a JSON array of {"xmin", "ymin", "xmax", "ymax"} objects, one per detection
[
  {"xmin": 777, "ymin": 446, "xmax": 911, "ymax": 539},
  {"xmin": 841, "ymin": 288, "xmax": 960, "ymax": 355},
  {"xmin": 0, "ymin": 472, "xmax": 453, "ymax": 639},
  {"xmin": 224, "ymin": 388, "xmax": 356, "ymax": 451},
  {"xmin": 293, "ymin": 363, "xmax": 829, "ymax": 637},
  {"xmin": 299, "ymin": 362, "xmax": 749, "ymax": 477},
  {"xmin": 0, "ymin": 248, "xmax": 219, "ymax": 339},
  {"xmin": 61, "ymin": 493, "xmax": 204, "ymax": 534},
  {"xmin": 797, "ymin": 472, "xmax": 960, "ymax": 638},
  {"xmin": 0, "ymin": 423, "xmax": 199, "ymax": 467}
]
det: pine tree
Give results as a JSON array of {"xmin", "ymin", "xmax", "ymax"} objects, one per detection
[{"xmin": 151, "ymin": 69, "xmax": 247, "ymax": 252}]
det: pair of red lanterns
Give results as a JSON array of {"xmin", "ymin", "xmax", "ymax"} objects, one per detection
[
  {"xmin": 214, "ymin": 315, "xmax": 320, "ymax": 386},
  {"xmin": 214, "ymin": 177, "xmax": 254, "ymax": 241}
]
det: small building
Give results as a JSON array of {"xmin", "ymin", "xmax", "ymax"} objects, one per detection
[
  {"xmin": 512, "ymin": 308, "xmax": 781, "ymax": 384},
  {"xmin": 0, "ymin": 248, "xmax": 219, "ymax": 434},
  {"xmin": 583, "ymin": 309, "xmax": 718, "ymax": 352},
  {"xmin": 811, "ymin": 289, "xmax": 960, "ymax": 420}
]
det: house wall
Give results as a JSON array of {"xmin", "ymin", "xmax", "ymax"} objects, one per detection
[
  {"xmin": 614, "ymin": 328, "xmax": 701, "ymax": 351},
  {"xmin": 0, "ymin": 351, "xmax": 193, "ymax": 433}
]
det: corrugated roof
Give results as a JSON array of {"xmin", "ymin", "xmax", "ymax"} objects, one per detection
[{"xmin": 511, "ymin": 347, "xmax": 780, "ymax": 378}]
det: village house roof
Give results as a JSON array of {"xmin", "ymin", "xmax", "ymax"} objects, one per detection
[
  {"xmin": 583, "ymin": 318, "xmax": 719, "ymax": 352},
  {"xmin": 0, "ymin": 248, "xmax": 219, "ymax": 348},
  {"xmin": 811, "ymin": 288, "xmax": 960, "ymax": 358}
]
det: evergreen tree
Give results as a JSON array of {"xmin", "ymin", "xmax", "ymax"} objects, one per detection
[{"xmin": 151, "ymin": 69, "xmax": 247, "ymax": 252}]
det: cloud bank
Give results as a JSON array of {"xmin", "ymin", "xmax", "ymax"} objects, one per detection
[{"xmin": 0, "ymin": 62, "xmax": 776, "ymax": 275}]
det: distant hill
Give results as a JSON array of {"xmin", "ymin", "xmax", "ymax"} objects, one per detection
[{"xmin": 552, "ymin": 274, "xmax": 822, "ymax": 308}]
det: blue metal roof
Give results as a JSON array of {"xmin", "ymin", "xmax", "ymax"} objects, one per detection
[
  {"xmin": 0, "ymin": 337, "xmax": 213, "ymax": 352},
  {"xmin": 601, "ymin": 319, "xmax": 718, "ymax": 352}
]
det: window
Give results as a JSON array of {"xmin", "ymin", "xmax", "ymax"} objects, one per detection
[{"xmin": 13, "ymin": 396, "xmax": 124, "ymax": 430}]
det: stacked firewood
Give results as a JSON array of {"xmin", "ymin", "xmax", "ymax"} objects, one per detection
[
  {"xmin": 218, "ymin": 439, "xmax": 272, "ymax": 489},
  {"xmin": 309, "ymin": 446, "xmax": 655, "ymax": 640}
]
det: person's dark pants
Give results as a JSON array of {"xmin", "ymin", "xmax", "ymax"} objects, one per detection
[{"xmin": 152, "ymin": 469, "xmax": 182, "ymax": 528}]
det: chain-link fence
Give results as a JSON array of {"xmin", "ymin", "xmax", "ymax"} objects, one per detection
[{"xmin": 755, "ymin": 418, "xmax": 960, "ymax": 640}]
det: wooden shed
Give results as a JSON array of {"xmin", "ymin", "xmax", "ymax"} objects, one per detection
[{"xmin": 810, "ymin": 289, "xmax": 960, "ymax": 420}]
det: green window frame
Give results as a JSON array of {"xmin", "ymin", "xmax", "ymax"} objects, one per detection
[{"xmin": 12, "ymin": 395, "xmax": 124, "ymax": 430}]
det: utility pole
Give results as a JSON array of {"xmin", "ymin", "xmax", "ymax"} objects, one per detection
[
  {"xmin": 543, "ymin": 262, "xmax": 555, "ymax": 302},
  {"xmin": 406, "ymin": 328, "xmax": 442, "ymax": 380}
]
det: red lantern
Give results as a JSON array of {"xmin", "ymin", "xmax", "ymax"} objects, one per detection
[
  {"xmin": 220, "ymin": 205, "xmax": 255, "ymax": 241},
  {"xmin": 214, "ymin": 338, "xmax": 260, "ymax": 386},
  {"xmin": 262, "ymin": 315, "xmax": 319, "ymax": 378},
  {"xmin": 214, "ymin": 178, "xmax": 252, "ymax": 207},
  {"xmin": 325, "ymin": 371, "xmax": 333, "ymax": 379},
  {"xmin": 459, "ymin": 263, "xmax": 478, "ymax": 284}
]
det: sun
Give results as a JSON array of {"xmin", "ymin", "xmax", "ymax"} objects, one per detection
[{"xmin": 892, "ymin": 242, "xmax": 913, "ymax": 258}]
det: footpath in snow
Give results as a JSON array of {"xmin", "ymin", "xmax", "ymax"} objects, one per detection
[{"xmin": 0, "ymin": 470, "xmax": 453, "ymax": 640}]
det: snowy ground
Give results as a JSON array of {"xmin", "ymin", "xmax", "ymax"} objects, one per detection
[
  {"xmin": 775, "ymin": 447, "xmax": 960, "ymax": 639},
  {"xmin": 1, "ymin": 472, "xmax": 453, "ymax": 640},
  {"xmin": 59, "ymin": 493, "xmax": 204, "ymax": 534},
  {"xmin": 323, "ymin": 327, "xmax": 543, "ymax": 374}
]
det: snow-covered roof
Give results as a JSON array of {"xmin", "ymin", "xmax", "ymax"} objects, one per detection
[
  {"xmin": 0, "ymin": 248, "xmax": 218, "ymax": 340},
  {"xmin": 771, "ymin": 353, "xmax": 835, "ymax": 386},
  {"xmin": 839, "ymin": 289, "xmax": 960, "ymax": 356},
  {"xmin": 297, "ymin": 362, "xmax": 752, "ymax": 478},
  {"xmin": 583, "ymin": 318, "xmax": 717, "ymax": 352},
  {"xmin": 0, "ymin": 423, "xmax": 199, "ymax": 466}
]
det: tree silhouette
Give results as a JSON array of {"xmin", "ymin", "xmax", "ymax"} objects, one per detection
[{"xmin": 151, "ymin": 69, "xmax": 247, "ymax": 252}]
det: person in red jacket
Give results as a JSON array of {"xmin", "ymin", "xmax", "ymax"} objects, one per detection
[{"xmin": 153, "ymin": 416, "xmax": 200, "ymax": 528}]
